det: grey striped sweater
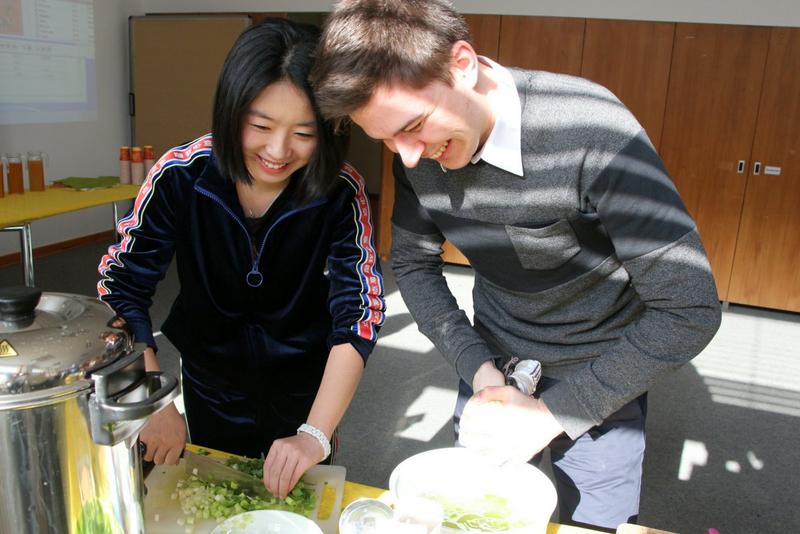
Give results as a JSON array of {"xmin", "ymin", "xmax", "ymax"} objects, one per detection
[{"xmin": 390, "ymin": 68, "xmax": 721, "ymax": 438}]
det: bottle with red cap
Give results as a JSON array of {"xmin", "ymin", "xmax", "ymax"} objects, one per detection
[
  {"xmin": 131, "ymin": 146, "xmax": 144, "ymax": 185},
  {"xmin": 119, "ymin": 146, "xmax": 131, "ymax": 184}
]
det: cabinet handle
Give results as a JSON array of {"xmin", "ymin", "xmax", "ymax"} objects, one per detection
[
  {"xmin": 753, "ymin": 161, "xmax": 761, "ymax": 175},
  {"xmin": 737, "ymin": 160, "xmax": 746, "ymax": 174}
]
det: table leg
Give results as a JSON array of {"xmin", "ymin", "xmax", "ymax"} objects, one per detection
[
  {"xmin": 1, "ymin": 224, "xmax": 35, "ymax": 287},
  {"xmin": 112, "ymin": 201, "xmax": 120, "ymax": 242},
  {"xmin": 20, "ymin": 223, "xmax": 34, "ymax": 287}
]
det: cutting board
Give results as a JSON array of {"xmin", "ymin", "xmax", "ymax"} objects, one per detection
[{"xmin": 144, "ymin": 460, "xmax": 346, "ymax": 534}]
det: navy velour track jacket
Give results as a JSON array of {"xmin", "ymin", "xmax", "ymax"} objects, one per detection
[{"xmin": 97, "ymin": 134, "xmax": 385, "ymax": 383}]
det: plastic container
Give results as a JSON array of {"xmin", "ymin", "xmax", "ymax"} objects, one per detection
[
  {"xmin": 131, "ymin": 146, "xmax": 144, "ymax": 185},
  {"xmin": 339, "ymin": 498, "xmax": 394, "ymax": 534},
  {"xmin": 4, "ymin": 153, "xmax": 24, "ymax": 194},
  {"xmin": 119, "ymin": 146, "xmax": 132, "ymax": 184},
  {"xmin": 26, "ymin": 151, "xmax": 46, "ymax": 192},
  {"xmin": 143, "ymin": 145, "xmax": 155, "ymax": 176}
]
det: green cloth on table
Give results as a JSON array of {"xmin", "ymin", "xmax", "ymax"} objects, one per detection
[{"xmin": 54, "ymin": 176, "xmax": 120, "ymax": 190}]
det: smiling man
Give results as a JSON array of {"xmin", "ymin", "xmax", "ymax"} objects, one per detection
[{"xmin": 311, "ymin": 1, "xmax": 721, "ymax": 530}]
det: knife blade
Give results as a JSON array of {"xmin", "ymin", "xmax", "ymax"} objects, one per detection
[{"xmin": 182, "ymin": 449, "xmax": 272, "ymax": 499}]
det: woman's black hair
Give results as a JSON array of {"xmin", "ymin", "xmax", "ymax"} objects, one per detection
[{"xmin": 212, "ymin": 18, "xmax": 345, "ymax": 203}]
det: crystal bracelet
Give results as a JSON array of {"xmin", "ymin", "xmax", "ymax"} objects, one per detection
[{"xmin": 297, "ymin": 423, "xmax": 331, "ymax": 460}]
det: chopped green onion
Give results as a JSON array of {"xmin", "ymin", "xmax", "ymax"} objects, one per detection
[{"xmin": 174, "ymin": 456, "xmax": 316, "ymax": 523}]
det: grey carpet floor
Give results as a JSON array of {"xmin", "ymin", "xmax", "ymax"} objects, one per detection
[{"xmin": 2, "ymin": 241, "xmax": 798, "ymax": 534}]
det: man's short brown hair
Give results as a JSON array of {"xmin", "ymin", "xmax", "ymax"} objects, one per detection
[{"xmin": 311, "ymin": 0, "xmax": 470, "ymax": 126}]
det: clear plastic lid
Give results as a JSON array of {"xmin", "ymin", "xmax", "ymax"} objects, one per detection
[{"xmin": 339, "ymin": 498, "xmax": 394, "ymax": 534}]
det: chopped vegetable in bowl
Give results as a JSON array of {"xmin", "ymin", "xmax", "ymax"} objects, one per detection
[
  {"xmin": 389, "ymin": 448, "xmax": 557, "ymax": 534},
  {"xmin": 425, "ymin": 494, "xmax": 529, "ymax": 532}
]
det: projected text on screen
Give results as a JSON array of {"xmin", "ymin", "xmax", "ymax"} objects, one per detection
[{"xmin": 0, "ymin": 0, "xmax": 96, "ymax": 125}]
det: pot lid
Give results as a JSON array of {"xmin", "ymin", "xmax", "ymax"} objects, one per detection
[{"xmin": 0, "ymin": 287, "xmax": 131, "ymax": 397}]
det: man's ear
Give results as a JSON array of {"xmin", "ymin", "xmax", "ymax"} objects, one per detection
[{"xmin": 450, "ymin": 40, "xmax": 479, "ymax": 88}]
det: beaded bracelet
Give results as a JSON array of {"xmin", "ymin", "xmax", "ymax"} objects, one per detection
[{"xmin": 297, "ymin": 423, "xmax": 331, "ymax": 460}]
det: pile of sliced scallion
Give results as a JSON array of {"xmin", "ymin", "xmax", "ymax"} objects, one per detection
[{"xmin": 171, "ymin": 457, "xmax": 316, "ymax": 526}]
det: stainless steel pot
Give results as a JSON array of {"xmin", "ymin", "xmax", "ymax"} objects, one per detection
[{"xmin": 0, "ymin": 287, "xmax": 178, "ymax": 534}]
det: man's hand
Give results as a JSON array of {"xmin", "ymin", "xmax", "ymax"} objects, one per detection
[
  {"xmin": 459, "ymin": 385, "xmax": 564, "ymax": 463},
  {"xmin": 139, "ymin": 402, "xmax": 186, "ymax": 465},
  {"xmin": 263, "ymin": 432, "xmax": 324, "ymax": 499},
  {"xmin": 472, "ymin": 360, "xmax": 506, "ymax": 393}
]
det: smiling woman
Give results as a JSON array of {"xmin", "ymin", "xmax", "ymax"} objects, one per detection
[
  {"xmin": 96, "ymin": 17, "xmax": 385, "ymax": 502},
  {"xmin": 238, "ymin": 80, "xmax": 319, "ymax": 218}
]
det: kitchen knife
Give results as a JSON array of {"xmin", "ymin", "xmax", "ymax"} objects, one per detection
[{"xmin": 182, "ymin": 449, "xmax": 273, "ymax": 499}]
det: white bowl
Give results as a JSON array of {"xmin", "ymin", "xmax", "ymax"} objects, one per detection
[
  {"xmin": 210, "ymin": 510, "xmax": 323, "ymax": 534},
  {"xmin": 389, "ymin": 448, "xmax": 557, "ymax": 534}
]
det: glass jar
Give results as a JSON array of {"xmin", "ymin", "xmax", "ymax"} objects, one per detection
[
  {"xmin": 4, "ymin": 153, "xmax": 24, "ymax": 194},
  {"xmin": 26, "ymin": 151, "xmax": 46, "ymax": 191}
]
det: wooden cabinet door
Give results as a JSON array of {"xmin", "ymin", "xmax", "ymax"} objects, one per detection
[
  {"xmin": 463, "ymin": 14, "xmax": 501, "ymax": 61},
  {"xmin": 659, "ymin": 23, "xmax": 770, "ymax": 299},
  {"xmin": 580, "ymin": 19, "xmax": 674, "ymax": 150},
  {"xmin": 727, "ymin": 28, "xmax": 800, "ymax": 311},
  {"xmin": 498, "ymin": 16, "xmax": 585, "ymax": 74}
]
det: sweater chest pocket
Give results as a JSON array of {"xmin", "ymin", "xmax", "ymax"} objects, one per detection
[{"xmin": 505, "ymin": 220, "xmax": 581, "ymax": 270}]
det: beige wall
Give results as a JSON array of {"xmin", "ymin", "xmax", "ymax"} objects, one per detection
[
  {"xmin": 3, "ymin": 0, "xmax": 797, "ymax": 257},
  {"xmin": 0, "ymin": 0, "xmax": 143, "ymax": 257}
]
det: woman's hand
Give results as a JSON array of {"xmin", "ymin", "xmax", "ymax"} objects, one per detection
[
  {"xmin": 140, "ymin": 402, "xmax": 187, "ymax": 465},
  {"xmin": 136, "ymin": 344, "xmax": 185, "ymax": 464},
  {"xmin": 261, "ymin": 343, "xmax": 363, "ymax": 498},
  {"xmin": 263, "ymin": 432, "xmax": 324, "ymax": 499}
]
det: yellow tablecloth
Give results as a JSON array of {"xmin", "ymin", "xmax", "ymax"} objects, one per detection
[
  {"xmin": 339, "ymin": 479, "xmax": 597, "ymax": 534},
  {"xmin": 183, "ymin": 444, "xmax": 600, "ymax": 534},
  {"xmin": 0, "ymin": 184, "xmax": 141, "ymax": 227}
]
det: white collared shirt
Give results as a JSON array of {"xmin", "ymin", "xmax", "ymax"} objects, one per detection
[{"xmin": 470, "ymin": 56, "xmax": 524, "ymax": 177}]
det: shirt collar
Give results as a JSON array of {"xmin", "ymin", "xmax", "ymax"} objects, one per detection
[{"xmin": 470, "ymin": 56, "xmax": 524, "ymax": 177}]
